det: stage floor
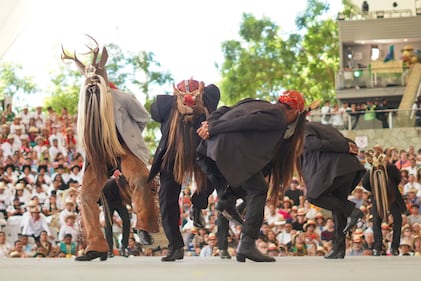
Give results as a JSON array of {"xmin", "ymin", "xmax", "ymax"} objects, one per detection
[{"xmin": 0, "ymin": 256, "xmax": 419, "ymax": 281}]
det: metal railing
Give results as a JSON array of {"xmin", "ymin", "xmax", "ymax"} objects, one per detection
[
  {"xmin": 307, "ymin": 107, "xmax": 420, "ymax": 130},
  {"xmin": 336, "ymin": 68, "xmax": 407, "ymax": 90}
]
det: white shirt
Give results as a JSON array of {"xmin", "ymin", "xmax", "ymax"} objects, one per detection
[
  {"xmin": 0, "ymin": 242, "xmax": 12, "ymax": 258},
  {"xmin": 58, "ymin": 223, "xmax": 80, "ymax": 242},
  {"xmin": 403, "ymin": 181, "xmax": 421, "ymax": 195},
  {"xmin": 21, "ymin": 213, "xmax": 51, "ymax": 236}
]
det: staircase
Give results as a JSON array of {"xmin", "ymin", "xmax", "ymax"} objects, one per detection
[{"xmin": 397, "ymin": 63, "xmax": 421, "ymax": 127}]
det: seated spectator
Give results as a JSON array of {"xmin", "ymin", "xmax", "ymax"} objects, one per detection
[
  {"xmin": 347, "ymin": 236, "xmax": 364, "ymax": 256},
  {"xmin": 19, "ymin": 234, "xmax": 35, "ymax": 256},
  {"xmin": 404, "ymin": 174, "xmax": 421, "ymax": 196},
  {"xmin": 292, "ymin": 208, "xmax": 307, "ymax": 231},
  {"xmin": 396, "ymin": 150, "xmax": 411, "ymax": 170},
  {"xmin": 59, "ymin": 199, "xmax": 77, "ymax": 226},
  {"xmin": 320, "ymin": 218, "xmax": 335, "ymax": 244},
  {"xmin": 313, "ymin": 212, "xmax": 326, "ymax": 235},
  {"xmin": 6, "ymin": 197, "xmax": 26, "ymax": 225},
  {"xmin": 126, "ymin": 237, "xmax": 142, "ymax": 256},
  {"xmin": 42, "ymin": 192, "xmax": 61, "ymax": 218},
  {"xmin": 399, "ymin": 239, "xmax": 413, "ymax": 256},
  {"xmin": 67, "ymin": 164, "xmax": 82, "ymax": 185},
  {"xmin": 58, "ymin": 233, "xmax": 77, "ymax": 257},
  {"xmin": 276, "ymin": 222, "xmax": 294, "ymax": 248},
  {"xmin": 401, "ymin": 224, "xmax": 414, "ymax": 246},
  {"xmin": 58, "ymin": 213, "xmax": 79, "ymax": 243},
  {"xmin": 199, "ymin": 233, "xmax": 218, "ymax": 257},
  {"xmin": 408, "ymin": 204, "xmax": 421, "ymax": 225},
  {"xmin": 37, "ymin": 230, "xmax": 54, "ymax": 257},
  {"xmin": 349, "ymin": 185, "xmax": 366, "ymax": 208},
  {"xmin": 0, "ymin": 231, "xmax": 12, "ymax": 258},
  {"xmin": 412, "ymin": 236, "xmax": 421, "ymax": 256},
  {"xmin": 21, "ymin": 206, "xmax": 52, "ymax": 243},
  {"xmin": 267, "ymin": 243, "xmax": 280, "ymax": 257},
  {"xmin": 0, "ymin": 181, "xmax": 12, "ymax": 218},
  {"xmin": 278, "ymin": 196, "xmax": 293, "ymax": 221},
  {"xmin": 290, "ymin": 232, "xmax": 307, "ymax": 256},
  {"xmin": 31, "ymin": 183, "xmax": 48, "ymax": 206},
  {"xmin": 8, "ymin": 239, "xmax": 28, "ymax": 258},
  {"xmin": 284, "ymin": 178, "xmax": 304, "ymax": 207}
]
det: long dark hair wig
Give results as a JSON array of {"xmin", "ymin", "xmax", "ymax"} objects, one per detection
[{"xmin": 269, "ymin": 111, "xmax": 307, "ymax": 205}]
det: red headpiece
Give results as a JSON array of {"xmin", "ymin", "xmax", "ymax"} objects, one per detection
[{"xmin": 278, "ymin": 90, "xmax": 305, "ymax": 112}]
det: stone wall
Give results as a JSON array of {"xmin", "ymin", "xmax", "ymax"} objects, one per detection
[{"xmin": 341, "ymin": 127, "xmax": 421, "ymax": 150}]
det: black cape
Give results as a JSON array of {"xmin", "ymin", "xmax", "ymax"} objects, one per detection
[
  {"xmin": 302, "ymin": 122, "xmax": 366, "ymax": 199},
  {"xmin": 198, "ymin": 98, "xmax": 288, "ymax": 187}
]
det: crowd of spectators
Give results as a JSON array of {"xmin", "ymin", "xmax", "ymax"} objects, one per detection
[
  {"xmin": 0, "ymin": 103, "xmax": 420, "ymax": 259},
  {"xmin": 316, "ymin": 98, "xmax": 400, "ymax": 130}
]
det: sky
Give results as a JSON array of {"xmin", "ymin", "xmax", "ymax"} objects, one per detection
[{"xmin": 3, "ymin": 0, "xmax": 342, "ymax": 105}]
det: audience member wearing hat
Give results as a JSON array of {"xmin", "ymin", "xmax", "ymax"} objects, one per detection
[
  {"xmin": 196, "ymin": 90, "xmax": 307, "ymax": 263},
  {"xmin": 362, "ymin": 153, "xmax": 406, "ymax": 256},
  {"xmin": 301, "ymin": 121, "xmax": 366, "ymax": 259}
]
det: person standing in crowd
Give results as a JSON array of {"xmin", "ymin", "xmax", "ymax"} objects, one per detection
[
  {"xmin": 410, "ymin": 95, "xmax": 421, "ymax": 127},
  {"xmin": 361, "ymin": 153, "xmax": 405, "ymax": 256},
  {"xmin": 375, "ymin": 98, "xmax": 390, "ymax": 129},
  {"xmin": 320, "ymin": 100, "xmax": 331, "ymax": 125},
  {"xmin": 147, "ymin": 79, "xmax": 220, "ymax": 262},
  {"xmin": 197, "ymin": 90, "xmax": 307, "ymax": 262},
  {"xmin": 301, "ymin": 121, "xmax": 366, "ymax": 259}
]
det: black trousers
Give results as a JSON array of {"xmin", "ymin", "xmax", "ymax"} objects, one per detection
[
  {"xmin": 372, "ymin": 200, "xmax": 402, "ymax": 251},
  {"xmin": 307, "ymin": 173, "xmax": 361, "ymax": 216},
  {"xmin": 191, "ymin": 180, "xmax": 216, "ymax": 210},
  {"xmin": 241, "ymin": 172, "xmax": 268, "ymax": 240},
  {"xmin": 104, "ymin": 202, "xmax": 130, "ymax": 250},
  {"xmin": 216, "ymin": 213, "xmax": 230, "ymax": 250},
  {"xmin": 158, "ymin": 169, "xmax": 184, "ymax": 250},
  {"xmin": 307, "ymin": 172, "xmax": 361, "ymax": 250}
]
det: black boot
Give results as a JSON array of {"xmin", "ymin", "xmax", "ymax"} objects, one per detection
[
  {"xmin": 236, "ymin": 236, "xmax": 275, "ymax": 262},
  {"xmin": 75, "ymin": 251, "xmax": 108, "ymax": 261},
  {"xmin": 161, "ymin": 247, "xmax": 184, "ymax": 262},
  {"xmin": 219, "ymin": 249, "xmax": 231, "ymax": 259},
  {"xmin": 119, "ymin": 246, "xmax": 129, "ymax": 257},
  {"xmin": 190, "ymin": 206, "xmax": 206, "ymax": 228},
  {"xmin": 324, "ymin": 248, "xmax": 345, "ymax": 259},
  {"xmin": 215, "ymin": 198, "xmax": 244, "ymax": 226},
  {"xmin": 373, "ymin": 249, "xmax": 382, "ymax": 256},
  {"xmin": 139, "ymin": 230, "xmax": 154, "ymax": 245},
  {"xmin": 390, "ymin": 248, "xmax": 399, "ymax": 256},
  {"xmin": 343, "ymin": 208, "xmax": 364, "ymax": 234}
]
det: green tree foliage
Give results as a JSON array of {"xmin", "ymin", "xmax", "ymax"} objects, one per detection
[
  {"xmin": 44, "ymin": 65, "xmax": 81, "ymax": 115},
  {"xmin": 0, "ymin": 62, "xmax": 37, "ymax": 110},
  {"xmin": 219, "ymin": 0, "xmax": 339, "ymax": 105}
]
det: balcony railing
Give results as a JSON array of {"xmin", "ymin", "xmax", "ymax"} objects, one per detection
[
  {"xmin": 307, "ymin": 108, "xmax": 420, "ymax": 130},
  {"xmin": 336, "ymin": 67, "xmax": 408, "ymax": 90}
]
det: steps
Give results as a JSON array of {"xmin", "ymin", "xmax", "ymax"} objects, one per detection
[{"xmin": 397, "ymin": 63, "xmax": 421, "ymax": 127}]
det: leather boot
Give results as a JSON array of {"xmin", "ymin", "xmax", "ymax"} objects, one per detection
[
  {"xmin": 119, "ymin": 247, "xmax": 129, "ymax": 257},
  {"xmin": 139, "ymin": 230, "xmax": 154, "ymax": 245},
  {"xmin": 215, "ymin": 198, "xmax": 244, "ymax": 226},
  {"xmin": 75, "ymin": 251, "xmax": 108, "ymax": 261},
  {"xmin": 161, "ymin": 247, "xmax": 184, "ymax": 262},
  {"xmin": 190, "ymin": 206, "xmax": 206, "ymax": 228},
  {"xmin": 324, "ymin": 248, "xmax": 345, "ymax": 259},
  {"xmin": 236, "ymin": 236, "xmax": 275, "ymax": 262},
  {"xmin": 343, "ymin": 208, "xmax": 364, "ymax": 234},
  {"xmin": 219, "ymin": 249, "xmax": 231, "ymax": 259}
]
